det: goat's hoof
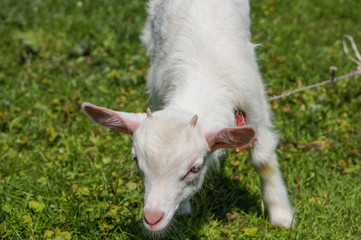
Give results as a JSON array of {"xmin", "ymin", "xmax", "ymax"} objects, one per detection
[
  {"xmin": 269, "ymin": 208, "xmax": 295, "ymax": 229},
  {"xmin": 176, "ymin": 200, "xmax": 192, "ymax": 215}
]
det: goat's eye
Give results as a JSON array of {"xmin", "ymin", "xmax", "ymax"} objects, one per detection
[
  {"xmin": 189, "ymin": 165, "xmax": 201, "ymax": 173},
  {"xmin": 183, "ymin": 165, "xmax": 202, "ymax": 180}
]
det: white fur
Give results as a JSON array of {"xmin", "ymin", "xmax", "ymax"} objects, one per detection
[{"xmin": 83, "ymin": 0, "xmax": 294, "ymax": 232}]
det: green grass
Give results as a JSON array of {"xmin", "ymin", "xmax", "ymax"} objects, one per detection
[{"xmin": 0, "ymin": 0, "xmax": 360, "ymax": 239}]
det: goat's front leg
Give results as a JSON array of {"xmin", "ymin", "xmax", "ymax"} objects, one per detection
[
  {"xmin": 250, "ymin": 129, "xmax": 295, "ymax": 228},
  {"xmin": 176, "ymin": 199, "xmax": 192, "ymax": 215}
]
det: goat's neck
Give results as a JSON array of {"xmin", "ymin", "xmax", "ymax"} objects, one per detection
[{"xmin": 165, "ymin": 70, "xmax": 235, "ymax": 127}]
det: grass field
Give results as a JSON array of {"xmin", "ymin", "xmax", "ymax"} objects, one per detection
[{"xmin": 1, "ymin": 0, "xmax": 361, "ymax": 239}]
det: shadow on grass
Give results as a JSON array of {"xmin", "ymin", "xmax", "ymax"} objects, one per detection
[{"xmin": 122, "ymin": 172, "xmax": 262, "ymax": 239}]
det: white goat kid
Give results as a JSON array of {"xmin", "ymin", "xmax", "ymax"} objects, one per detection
[{"xmin": 82, "ymin": 0, "xmax": 294, "ymax": 232}]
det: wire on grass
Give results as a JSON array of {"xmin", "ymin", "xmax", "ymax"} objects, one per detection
[{"xmin": 269, "ymin": 35, "xmax": 361, "ymax": 101}]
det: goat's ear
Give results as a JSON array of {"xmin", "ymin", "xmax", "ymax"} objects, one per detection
[
  {"xmin": 82, "ymin": 102, "xmax": 146, "ymax": 135},
  {"xmin": 206, "ymin": 126, "xmax": 255, "ymax": 151}
]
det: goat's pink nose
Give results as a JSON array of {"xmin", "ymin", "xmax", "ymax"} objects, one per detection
[{"xmin": 143, "ymin": 209, "xmax": 164, "ymax": 226}]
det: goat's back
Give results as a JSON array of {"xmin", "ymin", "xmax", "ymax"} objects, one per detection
[{"xmin": 142, "ymin": 0, "xmax": 267, "ymax": 123}]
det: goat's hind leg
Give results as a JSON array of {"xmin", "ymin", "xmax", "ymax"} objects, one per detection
[{"xmin": 248, "ymin": 117, "xmax": 295, "ymax": 228}]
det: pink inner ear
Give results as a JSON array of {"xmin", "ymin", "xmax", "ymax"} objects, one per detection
[
  {"xmin": 83, "ymin": 104, "xmax": 139, "ymax": 135},
  {"xmin": 103, "ymin": 109, "xmax": 140, "ymax": 134},
  {"xmin": 206, "ymin": 126, "xmax": 255, "ymax": 150}
]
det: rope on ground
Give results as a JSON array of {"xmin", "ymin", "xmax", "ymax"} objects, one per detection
[{"xmin": 269, "ymin": 35, "xmax": 361, "ymax": 101}]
